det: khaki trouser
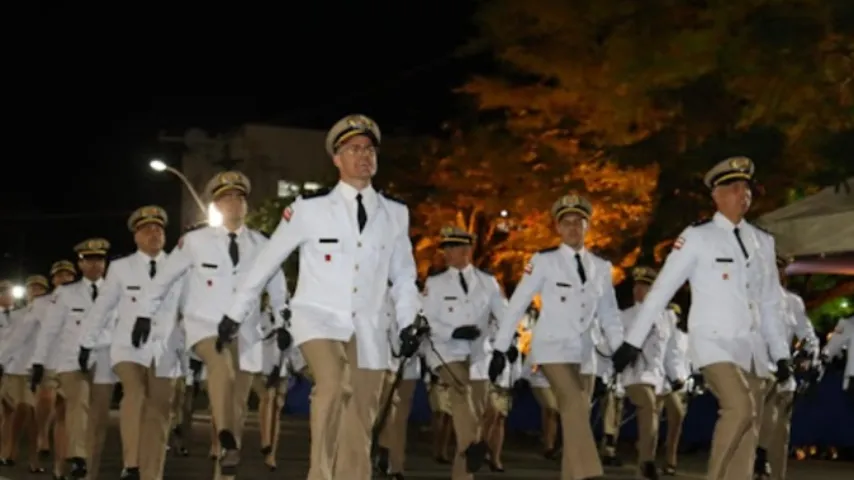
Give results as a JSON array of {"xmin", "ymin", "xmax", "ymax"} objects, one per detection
[
  {"xmin": 57, "ymin": 371, "xmax": 113, "ymax": 480},
  {"xmin": 758, "ymin": 387, "xmax": 794, "ymax": 480},
  {"xmin": 626, "ymin": 384, "xmax": 659, "ymax": 464},
  {"xmin": 170, "ymin": 381, "xmax": 195, "ymax": 439},
  {"xmin": 600, "ymin": 390, "xmax": 624, "ymax": 456},
  {"xmin": 437, "ymin": 361, "xmax": 481, "ymax": 480},
  {"xmin": 250, "ymin": 373, "xmax": 287, "ymax": 465},
  {"xmin": 541, "ymin": 363, "xmax": 601, "ymax": 480},
  {"xmin": 193, "ymin": 338, "xmax": 253, "ymax": 480},
  {"xmin": 470, "ymin": 379, "xmax": 489, "ymax": 420},
  {"xmin": 378, "ymin": 375, "xmax": 417, "ymax": 474},
  {"xmin": 113, "ymin": 361, "xmax": 177, "ymax": 480},
  {"xmin": 299, "ymin": 337, "xmax": 385, "ymax": 480},
  {"xmin": 702, "ymin": 362, "xmax": 769, "ymax": 480},
  {"xmin": 656, "ymin": 390, "xmax": 687, "ymax": 467}
]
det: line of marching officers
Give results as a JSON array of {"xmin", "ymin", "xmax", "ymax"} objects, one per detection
[{"xmin": 0, "ymin": 112, "xmax": 852, "ymax": 480}]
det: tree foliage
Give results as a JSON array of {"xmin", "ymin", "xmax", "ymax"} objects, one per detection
[{"xmin": 462, "ymin": 0, "xmax": 854, "ymax": 259}]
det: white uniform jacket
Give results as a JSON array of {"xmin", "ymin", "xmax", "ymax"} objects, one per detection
[
  {"xmin": 619, "ymin": 303, "xmax": 674, "ymax": 389},
  {"xmin": 823, "ymin": 316, "xmax": 854, "ymax": 390},
  {"xmin": 775, "ymin": 289, "xmax": 820, "ymax": 392},
  {"xmin": 521, "ymin": 355, "xmax": 551, "ymax": 388},
  {"xmin": 225, "ymin": 183, "xmax": 421, "ymax": 370},
  {"xmin": 423, "ymin": 265, "xmax": 507, "ymax": 371},
  {"xmin": 138, "ymin": 226, "xmax": 288, "ymax": 373},
  {"xmin": 494, "ymin": 245, "xmax": 624, "ymax": 370},
  {"xmin": 0, "ymin": 307, "xmax": 32, "ymax": 374},
  {"xmin": 660, "ymin": 327, "xmax": 691, "ymax": 395},
  {"xmin": 32, "ymin": 279, "xmax": 117, "ymax": 384},
  {"xmin": 624, "ymin": 213, "xmax": 790, "ymax": 378},
  {"xmin": 78, "ymin": 251, "xmax": 184, "ymax": 378}
]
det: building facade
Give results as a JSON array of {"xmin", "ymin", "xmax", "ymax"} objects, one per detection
[{"xmin": 173, "ymin": 124, "xmax": 337, "ymax": 227}]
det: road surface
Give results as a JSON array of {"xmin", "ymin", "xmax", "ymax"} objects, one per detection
[{"xmin": 0, "ymin": 412, "xmax": 850, "ymax": 479}]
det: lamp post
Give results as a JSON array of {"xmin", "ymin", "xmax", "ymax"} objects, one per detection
[{"xmin": 149, "ymin": 159, "xmax": 222, "ymax": 226}]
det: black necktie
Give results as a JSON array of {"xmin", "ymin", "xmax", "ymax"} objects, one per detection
[
  {"xmin": 733, "ymin": 228, "xmax": 749, "ymax": 259},
  {"xmin": 459, "ymin": 271, "xmax": 469, "ymax": 294},
  {"xmin": 575, "ymin": 253, "xmax": 587, "ymax": 284},
  {"xmin": 356, "ymin": 193, "xmax": 368, "ymax": 232},
  {"xmin": 149, "ymin": 259, "xmax": 157, "ymax": 279},
  {"xmin": 91, "ymin": 283, "xmax": 98, "ymax": 301},
  {"xmin": 228, "ymin": 232, "xmax": 240, "ymax": 266}
]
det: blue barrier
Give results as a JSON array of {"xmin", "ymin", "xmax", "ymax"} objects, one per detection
[{"xmin": 284, "ymin": 371, "xmax": 853, "ymax": 447}]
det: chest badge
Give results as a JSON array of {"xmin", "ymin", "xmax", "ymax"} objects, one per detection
[
  {"xmin": 560, "ymin": 296, "xmax": 566, "ymax": 303},
  {"xmin": 448, "ymin": 307, "xmax": 454, "ymax": 313},
  {"xmin": 207, "ymin": 280, "xmax": 213, "ymax": 287},
  {"xmin": 324, "ymin": 254, "xmax": 332, "ymax": 262},
  {"xmin": 131, "ymin": 297, "xmax": 136, "ymax": 303},
  {"xmin": 722, "ymin": 273, "xmax": 729, "ymax": 280},
  {"xmin": 75, "ymin": 320, "xmax": 81, "ymax": 325}
]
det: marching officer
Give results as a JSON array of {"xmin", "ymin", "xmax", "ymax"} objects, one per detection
[
  {"xmin": 490, "ymin": 194, "xmax": 624, "ymax": 480},
  {"xmin": 77, "ymin": 206, "xmax": 184, "ymax": 480},
  {"xmin": 658, "ymin": 303, "xmax": 691, "ymax": 476},
  {"xmin": 612, "ymin": 156, "xmax": 792, "ymax": 480},
  {"xmin": 35, "ymin": 260, "xmax": 77, "ymax": 479},
  {"xmin": 422, "ymin": 226, "xmax": 508, "ymax": 480},
  {"xmin": 755, "ymin": 256, "xmax": 820, "ymax": 480},
  {"xmin": 0, "ymin": 275, "xmax": 51, "ymax": 472},
  {"xmin": 31, "ymin": 238, "xmax": 117, "ymax": 479},
  {"xmin": 134, "ymin": 171, "xmax": 289, "ymax": 479},
  {"xmin": 619, "ymin": 266, "xmax": 680, "ymax": 479},
  {"xmin": 823, "ymin": 314, "xmax": 854, "ymax": 402},
  {"xmin": 222, "ymin": 114, "xmax": 422, "ymax": 480}
]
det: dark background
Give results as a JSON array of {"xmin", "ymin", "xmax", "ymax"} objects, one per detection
[{"xmin": 2, "ymin": 1, "xmax": 480, "ymax": 282}]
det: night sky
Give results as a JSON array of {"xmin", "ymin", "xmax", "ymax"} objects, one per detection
[{"xmin": 2, "ymin": 1, "xmax": 479, "ymax": 282}]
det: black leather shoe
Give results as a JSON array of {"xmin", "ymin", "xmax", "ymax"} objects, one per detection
[
  {"xmin": 218, "ymin": 430, "xmax": 240, "ymax": 476},
  {"xmin": 463, "ymin": 441, "xmax": 488, "ymax": 473},
  {"xmin": 641, "ymin": 461, "xmax": 659, "ymax": 479},
  {"xmin": 67, "ymin": 457, "xmax": 87, "ymax": 479}
]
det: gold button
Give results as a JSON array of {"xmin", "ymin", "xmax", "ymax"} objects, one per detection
[
  {"xmin": 357, "ymin": 242, "xmax": 362, "ymax": 248},
  {"xmin": 355, "ymin": 264, "xmax": 359, "ymax": 271},
  {"xmin": 353, "ymin": 287, "xmax": 358, "ymax": 293}
]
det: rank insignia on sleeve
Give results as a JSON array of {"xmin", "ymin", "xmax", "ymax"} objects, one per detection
[
  {"xmin": 673, "ymin": 237, "xmax": 685, "ymax": 250},
  {"xmin": 524, "ymin": 262, "xmax": 534, "ymax": 275},
  {"xmin": 177, "ymin": 236, "xmax": 184, "ymax": 249},
  {"xmin": 282, "ymin": 206, "xmax": 293, "ymax": 222}
]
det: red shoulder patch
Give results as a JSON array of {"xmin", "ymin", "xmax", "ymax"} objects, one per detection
[
  {"xmin": 177, "ymin": 236, "xmax": 185, "ymax": 249},
  {"xmin": 524, "ymin": 262, "xmax": 534, "ymax": 275},
  {"xmin": 282, "ymin": 206, "xmax": 293, "ymax": 222},
  {"xmin": 673, "ymin": 236, "xmax": 685, "ymax": 250}
]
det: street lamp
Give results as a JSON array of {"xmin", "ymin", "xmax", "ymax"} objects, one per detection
[
  {"xmin": 149, "ymin": 158, "xmax": 217, "ymax": 224},
  {"xmin": 11, "ymin": 284, "xmax": 25, "ymax": 300}
]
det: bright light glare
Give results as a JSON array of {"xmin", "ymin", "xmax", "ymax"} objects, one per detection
[
  {"xmin": 304, "ymin": 181, "xmax": 322, "ymax": 191},
  {"xmin": 841, "ymin": 300, "xmax": 850, "ymax": 309},
  {"xmin": 149, "ymin": 159, "xmax": 167, "ymax": 172},
  {"xmin": 11, "ymin": 285, "xmax": 25, "ymax": 300},
  {"xmin": 207, "ymin": 203, "xmax": 223, "ymax": 227},
  {"xmin": 500, "ymin": 209, "xmax": 509, "ymax": 218}
]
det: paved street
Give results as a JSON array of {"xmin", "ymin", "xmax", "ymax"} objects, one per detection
[{"xmin": 1, "ymin": 412, "xmax": 851, "ymax": 479}]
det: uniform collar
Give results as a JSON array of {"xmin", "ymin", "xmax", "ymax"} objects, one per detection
[
  {"xmin": 713, "ymin": 211, "xmax": 746, "ymax": 230},
  {"xmin": 336, "ymin": 181, "xmax": 377, "ymax": 204},
  {"xmin": 560, "ymin": 243, "xmax": 587, "ymax": 257},
  {"xmin": 135, "ymin": 250, "xmax": 165, "ymax": 263},
  {"xmin": 82, "ymin": 277, "xmax": 103, "ymax": 289},
  {"xmin": 449, "ymin": 263, "xmax": 474, "ymax": 276},
  {"xmin": 216, "ymin": 224, "xmax": 246, "ymax": 237}
]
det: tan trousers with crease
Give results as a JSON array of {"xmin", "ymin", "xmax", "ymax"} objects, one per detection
[
  {"xmin": 541, "ymin": 363, "xmax": 602, "ymax": 480},
  {"xmin": 656, "ymin": 391, "xmax": 687, "ymax": 467},
  {"xmin": 113, "ymin": 361, "xmax": 177, "ymax": 480},
  {"xmin": 702, "ymin": 362, "xmax": 769, "ymax": 480},
  {"xmin": 758, "ymin": 388, "xmax": 795, "ymax": 480},
  {"xmin": 193, "ymin": 338, "xmax": 253, "ymax": 480},
  {"xmin": 378, "ymin": 375, "xmax": 418, "ymax": 474},
  {"xmin": 57, "ymin": 371, "xmax": 113, "ymax": 480}
]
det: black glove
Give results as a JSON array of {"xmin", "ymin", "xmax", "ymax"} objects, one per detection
[
  {"xmin": 276, "ymin": 328, "xmax": 293, "ymax": 351},
  {"xmin": 266, "ymin": 365, "xmax": 282, "ymax": 389},
  {"xmin": 216, "ymin": 315, "xmax": 240, "ymax": 352},
  {"xmin": 131, "ymin": 316, "xmax": 152, "ymax": 348},
  {"xmin": 189, "ymin": 358, "xmax": 203, "ymax": 375},
  {"xmin": 506, "ymin": 344, "xmax": 519, "ymax": 363},
  {"xmin": 670, "ymin": 378, "xmax": 685, "ymax": 392},
  {"xmin": 30, "ymin": 364, "xmax": 45, "ymax": 392},
  {"xmin": 611, "ymin": 342, "xmax": 641, "ymax": 373},
  {"xmin": 593, "ymin": 376, "xmax": 608, "ymax": 399},
  {"xmin": 513, "ymin": 378, "xmax": 530, "ymax": 392},
  {"xmin": 775, "ymin": 358, "xmax": 793, "ymax": 383},
  {"xmin": 488, "ymin": 351, "xmax": 506, "ymax": 383},
  {"xmin": 451, "ymin": 325, "xmax": 481, "ymax": 340},
  {"xmin": 78, "ymin": 347, "xmax": 91, "ymax": 373},
  {"xmin": 399, "ymin": 324, "xmax": 422, "ymax": 358}
]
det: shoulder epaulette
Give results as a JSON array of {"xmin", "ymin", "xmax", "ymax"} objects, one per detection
[
  {"xmin": 537, "ymin": 245, "xmax": 560, "ymax": 253},
  {"xmin": 428, "ymin": 267, "xmax": 448, "ymax": 277},
  {"xmin": 690, "ymin": 218, "xmax": 712, "ymax": 227},
  {"xmin": 301, "ymin": 187, "xmax": 332, "ymax": 200},
  {"xmin": 380, "ymin": 191, "xmax": 406, "ymax": 205}
]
